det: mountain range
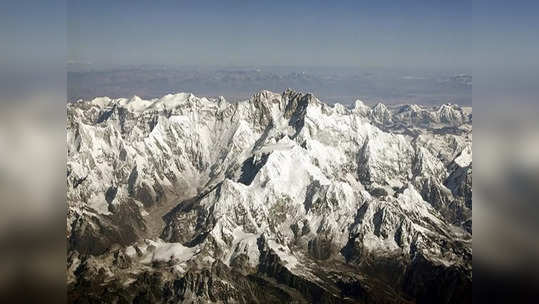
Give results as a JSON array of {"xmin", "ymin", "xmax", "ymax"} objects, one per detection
[{"xmin": 67, "ymin": 89, "xmax": 472, "ymax": 303}]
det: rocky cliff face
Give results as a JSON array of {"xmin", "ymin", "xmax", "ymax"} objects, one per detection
[{"xmin": 67, "ymin": 89, "xmax": 472, "ymax": 303}]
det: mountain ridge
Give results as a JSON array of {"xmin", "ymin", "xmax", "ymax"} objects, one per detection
[{"xmin": 67, "ymin": 89, "xmax": 472, "ymax": 303}]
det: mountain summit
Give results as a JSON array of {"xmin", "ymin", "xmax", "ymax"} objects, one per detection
[{"xmin": 67, "ymin": 90, "xmax": 472, "ymax": 303}]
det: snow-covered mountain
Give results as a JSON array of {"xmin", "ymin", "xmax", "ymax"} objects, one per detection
[{"xmin": 67, "ymin": 89, "xmax": 472, "ymax": 303}]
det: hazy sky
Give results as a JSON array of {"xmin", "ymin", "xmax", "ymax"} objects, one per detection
[{"xmin": 68, "ymin": 0, "xmax": 472, "ymax": 70}]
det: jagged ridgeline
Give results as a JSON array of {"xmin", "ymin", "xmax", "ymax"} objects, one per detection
[{"xmin": 67, "ymin": 89, "xmax": 472, "ymax": 303}]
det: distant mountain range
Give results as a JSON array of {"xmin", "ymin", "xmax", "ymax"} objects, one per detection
[{"xmin": 68, "ymin": 66, "xmax": 471, "ymax": 106}]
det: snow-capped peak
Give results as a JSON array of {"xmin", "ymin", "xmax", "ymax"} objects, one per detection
[{"xmin": 67, "ymin": 89, "xmax": 472, "ymax": 303}]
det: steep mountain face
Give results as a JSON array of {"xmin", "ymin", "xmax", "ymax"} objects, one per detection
[{"xmin": 67, "ymin": 89, "xmax": 472, "ymax": 303}]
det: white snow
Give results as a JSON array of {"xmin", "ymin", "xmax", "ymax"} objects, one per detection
[
  {"xmin": 68, "ymin": 89, "xmax": 472, "ymax": 279},
  {"xmin": 267, "ymin": 239, "xmax": 299, "ymax": 271},
  {"xmin": 140, "ymin": 239, "xmax": 198, "ymax": 264},
  {"xmin": 454, "ymin": 145, "xmax": 472, "ymax": 167},
  {"xmin": 87, "ymin": 193, "xmax": 111, "ymax": 215}
]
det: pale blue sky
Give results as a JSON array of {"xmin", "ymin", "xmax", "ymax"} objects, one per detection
[{"xmin": 67, "ymin": 0, "xmax": 472, "ymax": 70}]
